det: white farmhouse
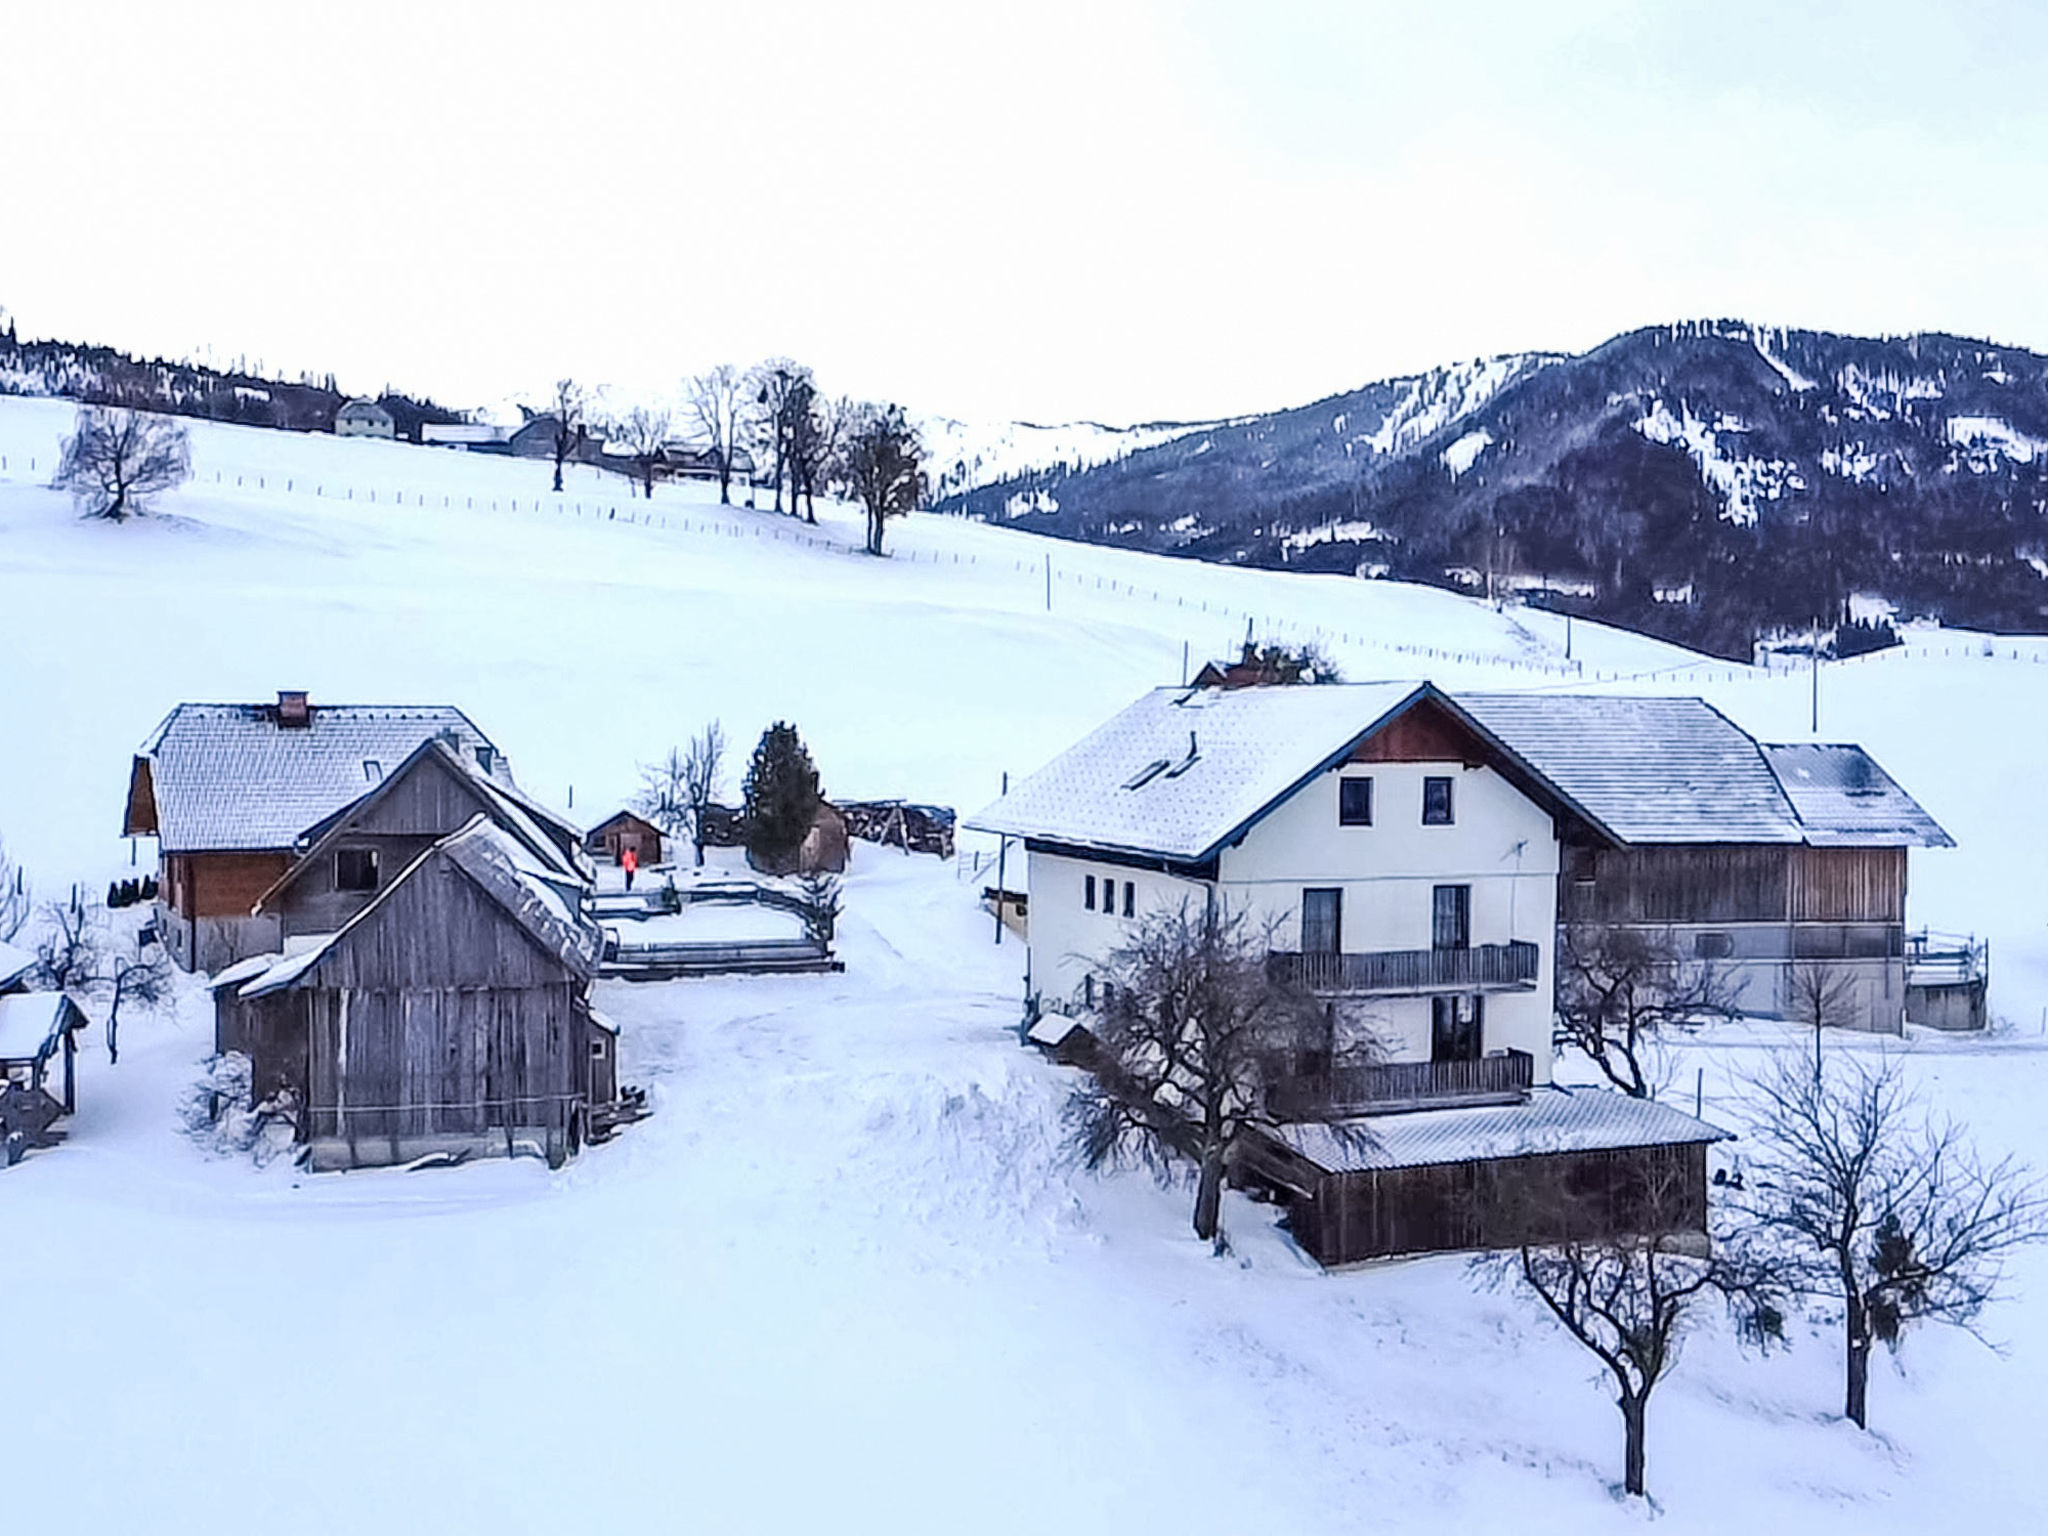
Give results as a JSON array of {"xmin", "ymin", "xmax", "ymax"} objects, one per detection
[{"xmin": 333, "ymin": 398, "xmax": 395, "ymax": 439}]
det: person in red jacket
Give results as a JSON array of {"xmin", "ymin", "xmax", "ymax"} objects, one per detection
[{"xmin": 621, "ymin": 843, "xmax": 638, "ymax": 891}]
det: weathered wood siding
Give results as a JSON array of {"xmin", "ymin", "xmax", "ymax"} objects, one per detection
[
  {"xmin": 1350, "ymin": 699, "xmax": 1487, "ymax": 766},
  {"xmin": 1790, "ymin": 846, "xmax": 1906, "ymax": 923},
  {"xmin": 216, "ymin": 989, "xmax": 311, "ymax": 1103},
  {"xmin": 1561, "ymin": 843, "xmax": 1792, "ymax": 924},
  {"xmin": 1251, "ymin": 1139, "xmax": 1709, "ymax": 1266}
]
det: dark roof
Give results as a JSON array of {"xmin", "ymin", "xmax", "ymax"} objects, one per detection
[
  {"xmin": 1759, "ymin": 743, "xmax": 1953, "ymax": 847},
  {"xmin": 133, "ymin": 703, "xmax": 504, "ymax": 853}
]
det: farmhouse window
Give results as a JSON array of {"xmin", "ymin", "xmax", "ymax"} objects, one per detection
[
  {"xmin": 1431, "ymin": 884, "xmax": 1470, "ymax": 951},
  {"xmin": 1422, "ymin": 776, "xmax": 1454, "ymax": 825},
  {"xmin": 1695, "ymin": 931, "xmax": 1735, "ymax": 960},
  {"xmin": 1301, "ymin": 888, "xmax": 1343, "ymax": 954},
  {"xmin": 590, "ymin": 1039, "xmax": 608, "ymax": 1058},
  {"xmin": 1122, "ymin": 881, "xmax": 1135, "ymax": 918},
  {"xmin": 1085, "ymin": 875, "xmax": 1096, "ymax": 911},
  {"xmin": 1339, "ymin": 777, "xmax": 1373, "ymax": 826},
  {"xmin": 335, "ymin": 848, "xmax": 379, "ymax": 893}
]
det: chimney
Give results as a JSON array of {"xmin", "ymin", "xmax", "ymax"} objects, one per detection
[{"xmin": 277, "ymin": 690, "xmax": 311, "ymax": 728}]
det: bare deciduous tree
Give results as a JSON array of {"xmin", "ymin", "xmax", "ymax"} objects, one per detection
[
  {"xmin": 101, "ymin": 944, "xmax": 172, "ymax": 1065},
  {"xmin": 34, "ymin": 896, "xmax": 103, "ymax": 995},
  {"xmin": 615, "ymin": 404, "xmax": 671, "ymax": 499},
  {"xmin": 841, "ymin": 402, "xmax": 925, "ymax": 557},
  {"xmin": 681, "ymin": 721, "xmax": 726, "ymax": 868},
  {"xmin": 686, "ymin": 364, "xmax": 747, "ymax": 505},
  {"xmin": 785, "ymin": 388, "xmax": 847, "ymax": 525},
  {"xmin": 1554, "ymin": 924, "xmax": 1742, "ymax": 1099},
  {"xmin": 746, "ymin": 358, "xmax": 812, "ymax": 515},
  {"xmin": 635, "ymin": 748, "xmax": 691, "ymax": 841},
  {"xmin": 1738, "ymin": 1051, "xmax": 2048, "ymax": 1429},
  {"xmin": 547, "ymin": 378, "xmax": 589, "ymax": 493},
  {"xmin": 52, "ymin": 406, "xmax": 191, "ymax": 520},
  {"xmin": 1789, "ymin": 960, "xmax": 1862, "ymax": 1072},
  {"xmin": 1067, "ymin": 897, "xmax": 1334, "ymax": 1252}
]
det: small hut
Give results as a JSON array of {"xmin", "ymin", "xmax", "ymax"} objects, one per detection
[
  {"xmin": 586, "ymin": 810, "xmax": 664, "ymax": 869},
  {"xmin": 221, "ymin": 815, "xmax": 612, "ymax": 1170},
  {"xmin": 0, "ymin": 991, "xmax": 89, "ymax": 1129}
]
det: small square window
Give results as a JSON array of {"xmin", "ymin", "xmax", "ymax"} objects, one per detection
[
  {"xmin": 1122, "ymin": 881, "xmax": 1135, "ymax": 918},
  {"xmin": 1695, "ymin": 931, "xmax": 1734, "ymax": 960},
  {"xmin": 1422, "ymin": 776, "xmax": 1454, "ymax": 825},
  {"xmin": 1339, "ymin": 777, "xmax": 1373, "ymax": 826},
  {"xmin": 334, "ymin": 848, "xmax": 379, "ymax": 892},
  {"xmin": 590, "ymin": 1038, "xmax": 608, "ymax": 1058},
  {"xmin": 1085, "ymin": 874, "xmax": 1096, "ymax": 911}
]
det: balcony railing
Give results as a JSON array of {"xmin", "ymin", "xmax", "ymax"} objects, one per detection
[
  {"xmin": 1269, "ymin": 940, "xmax": 1540, "ymax": 996},
  {"xmin": 1267, "ymin": 1048, "xmax": 1535, "ymax": 1120}
]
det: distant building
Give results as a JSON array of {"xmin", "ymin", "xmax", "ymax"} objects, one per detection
[
  {"xmin": 334, "ymin": 399, "xmax": 395, "ymax": 439},
  {"xmin": 421, "ymin": 422, "xmax": 513, "ymax": 452},
  {"xmin": 586, "ymin": 810, "xmax": 664, "ymax": 869}
]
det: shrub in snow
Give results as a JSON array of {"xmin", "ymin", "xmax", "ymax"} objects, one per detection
[{"xmin": 182, "ymin": 1054, "xmax": 299, "ymax": 1166}]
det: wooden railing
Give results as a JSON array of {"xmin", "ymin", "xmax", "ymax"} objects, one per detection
[
  {"xmin": 1269, "ymin": 940, "xmax": 1539, "ymax": 995},
  {"xmin": 1267, "ymin": 1048, "xmax": 1535, "ymax": 1120}
]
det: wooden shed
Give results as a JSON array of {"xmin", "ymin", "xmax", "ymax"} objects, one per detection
[
  {"xmin": 0, "ymin": 992, "xmax": 88, "ymax": 1120},
  {"xmin": 1237, "ymin": 1086, "xmax": 1726, "ymax": 1266},
  {"xmin": 586, "ymin": 810, "xmax": 664, "ymax": 869},
  {"xmin": 219, "ymin": 815, "xmax": 613, "ymax": 1170}
]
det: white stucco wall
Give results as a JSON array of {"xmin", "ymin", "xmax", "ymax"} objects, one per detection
[{"xmin": 1024, "ymin": 757, "xmax": 1560, "ymax": 1080}]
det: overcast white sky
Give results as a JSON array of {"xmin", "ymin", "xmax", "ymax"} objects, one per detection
[{"xmin": 4, "ymin": 1, "xmax": 2045, "ymax": 424}]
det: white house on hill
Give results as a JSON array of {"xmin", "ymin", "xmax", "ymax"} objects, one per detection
[{"xmin": 333, "ymin": 398, "xmax": 395, "ymax": 439}]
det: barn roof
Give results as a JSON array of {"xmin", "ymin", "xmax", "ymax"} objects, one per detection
[
  {"xmin": 133, "ymin": 702, "xmax": 506, "ymax": 852},
  {"xmin": 1271, "ymin": 1085, "xmax": 1730, "ymax": 1174},
  {"xmin": 0, "ymin": 992, "xmax": 86, "ymax": 1065},
  {"xmin": 238, "ymin": 816, "xmax": 602, "ymax": 998},
  {"xmin": 254, "ymin": 737, "xmax": 591, "ymax": 912},
  {"xmin": 968, "ymin": 683, "xmax": 1948, "ymax": 861},
  {"xmin": 1454, "ymin": 693, "xmax": 1808, "ymax": 844},
  {"xmin": 1758, "ymin": 744, "xmax": 1953, "ymax": 847}
]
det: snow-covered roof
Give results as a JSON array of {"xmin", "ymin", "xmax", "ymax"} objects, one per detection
[
  {"xmin": 1271, "ymin": 1084, "xmax": 1730, "ymax": 1174},
  {"xmin": 1759, "ymin": 744, "xmax": 1953, "ymax": 847},
  {"xmin": 0, "ymin": 939, "xmax": 35, "ymax": 991},
  {"xmin": 136, "ymin": 702, "xmax": 506, "ymax": 852},
  {"xmin": 1455, "ymin": 693, "xmax": 1805, "ymax": 844},
  {"xmin": 965, "ymin": 683, "xmax": 1427, "ymax": 861},
  {"xmin": 257, "ymin": 737, "xmax": 590, "ymax": 910},
  {"xmin": 238, "ymin": 816, "xmax": 602, "ymax": 998},
  {"xmin": 0, "ymin": 993, "xmax": 83, "ymax": 1063},
  {"xmin": 970, "ymin": 683, "xmax": 1951, "ymax": 861}
]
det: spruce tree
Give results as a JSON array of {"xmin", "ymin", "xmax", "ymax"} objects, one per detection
[{"xmin": 742, "ymin": 722, "xmax": 822, "ymax": 873}]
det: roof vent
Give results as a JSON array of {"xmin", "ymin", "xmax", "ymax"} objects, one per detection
[{"xmin": 277, "ymin": 691, "xmax": 311, "ymax": 728}]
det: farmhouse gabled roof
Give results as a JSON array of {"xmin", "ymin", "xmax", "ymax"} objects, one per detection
[
  {"xmin": 967, "ymin": 683, "xmax": 1951, "ymax": 861},
  {"xmin": 238, "ymin": 816, "xmax": 602, "ymax": 999},
  {"xmin": 1758, "ymin": 744, "xmax": 1954, "ymax": 848},
  {"xmin": 250, "ymin": 738, "xmax": 591, "ymax": 913},
  {"xmin": 130, "ymin": 702, "xmax": 506, "ymax": 852},
  {"xmin": 1273, "ymin": 1084, "xmax": 1730, "ymax": 1175}
]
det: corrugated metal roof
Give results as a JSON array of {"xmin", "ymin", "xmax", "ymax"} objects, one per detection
[
  {"xmin": 139, "ymin": 703, "xmax": 506, "ymax": 852},
  {"xmin": 1760, "ymin": 744, "xmax": 1952, "ymax": 847},
  {"xmin": 1273, "ymin": 1084, "xmax": 1730, "ymax": 1173},
  {"xmin": 1455, "ymin": 693, "xmax": 1804, "ymax": 844},
  {"xmin": 964, "ymin": 683, "xmax": 1425, "ymax": 861}
]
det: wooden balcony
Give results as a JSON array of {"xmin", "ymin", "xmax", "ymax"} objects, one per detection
[
  {"xmin": 1266, "ymin": 1048, "xmax": 1535, "ymax": 1120},
  {"xmin": 1269, "ymin": 940, "xmax": 1539, "ymax": 997}
]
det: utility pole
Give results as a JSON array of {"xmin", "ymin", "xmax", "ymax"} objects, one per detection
[
  {"xmin": 1043, "ymin": 554, "xmax": 1051, "ymax": 612},
  {"xmin": 1811, "ymin": 637, "xmax": 1821, "ymax": 734}
]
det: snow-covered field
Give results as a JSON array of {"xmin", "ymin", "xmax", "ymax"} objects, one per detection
[{"xmin": 4, "ymin": 396, "xmax": 2047, "ymax": 1532}]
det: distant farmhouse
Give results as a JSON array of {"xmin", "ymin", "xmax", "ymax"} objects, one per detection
[
  {"xmin": 586, "ymin": 810, "xmax": 664, "ymax": 869},
  {"xmin": 969, "ymin": 679, "xmax": 1956, "ymax": 1264},
  {"xmin": 333, "ymin": 398, "xmax": 395, "ymax": 439},
  {"xmin": 421, "ymin": 422, "xmax": 514, "ymax": 453}
]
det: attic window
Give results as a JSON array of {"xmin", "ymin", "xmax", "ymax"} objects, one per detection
[
  {"xmin": 1122, "ymin": 759, "xmax": 1172, "ymax": 791},
  {"xmin": 335, "ymin": 848, "xmax": 379, "ymax": 893},
  {"xmin": 475, "ymin": 745, "xmax": 496, "ymax": 773},
  {"xmin": 363, "ymin": 760, "xmax": 382, "ymax": 783}
]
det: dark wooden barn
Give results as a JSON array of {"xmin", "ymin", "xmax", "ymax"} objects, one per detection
[
  {"xmin": 586, "ymin": 810, "xmax": 664, "ymax": 869},
  {"xmin": 1238, "ymin": 1087, "xmax": 1726, "ymax": 1266},
  {"xmin": 216, "ymin": 815, "xmax": 614, "ymax": 1170},
  {"xmin": 253, "ymin": 735, "xmax": 589, "ymax": 946}
]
